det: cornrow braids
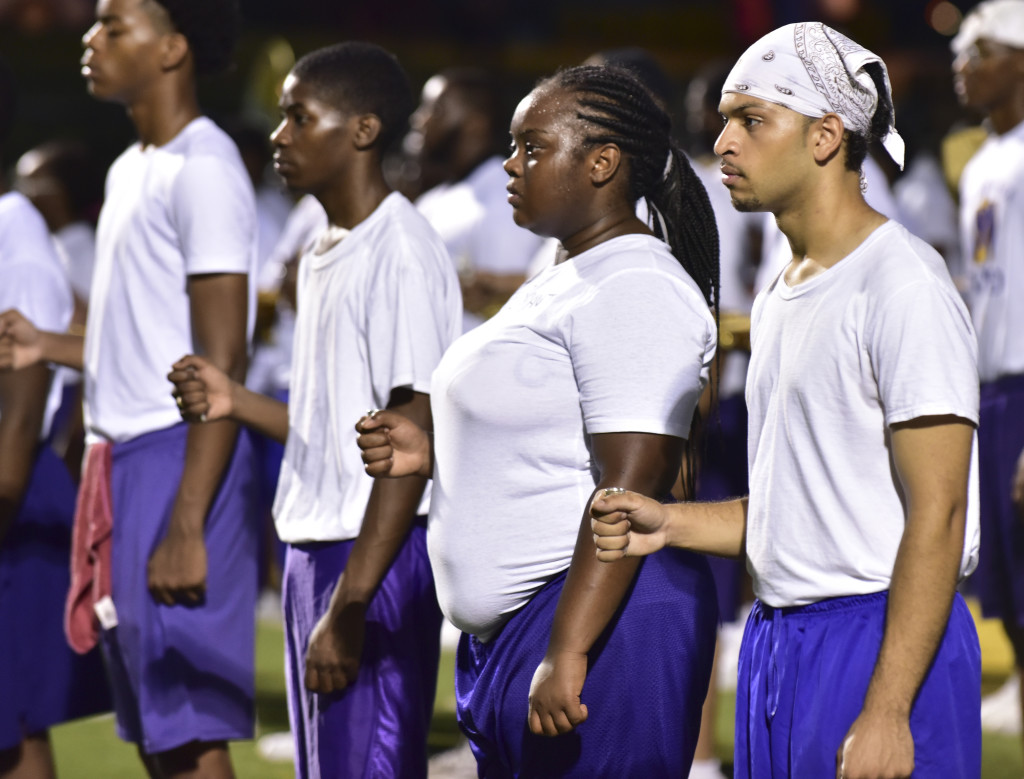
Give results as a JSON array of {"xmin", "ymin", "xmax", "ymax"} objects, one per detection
[{"xmin": 544, "ymin": 64, "xmax": 721, "ymax": 499}]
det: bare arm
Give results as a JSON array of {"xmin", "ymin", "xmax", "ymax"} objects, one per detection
[
  {"xmin": 527, "ymin": 431, "xmax": 684, "ymax": 737},
  {"xmin": 591, "ymin": 490, "xmax": 747, "ymax": 560},
  {"xmin": 837, "ymin": 415, "xmax": 973, "ymax": 779},
  {"xmin": 0, "ymin": 308, "xmax": 84, "ymax": 371},
  {"xmin": 305, "ymin": 388, "xmax": 432, "ymax": 693},
  {"xmin": 0, "ymin": 363, "xmax": 51, "ymax": 548},
  {"xmin": 147, "ymin": 273, "xmax": 249, "ymax": 606}
]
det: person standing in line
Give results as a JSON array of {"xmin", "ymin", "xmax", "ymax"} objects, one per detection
[
  {"xmin": 951, "ymin": 0, "xmax": 1024, "ymax": 753},
  {"xmin": 168, "ymin": 42, "xmax": 462, "ymax": 778},
  {"xmin": 357, "ymin": 63, "xmax": 721, "ymax": 776},
  {"xmin": 591, "ymin": 22, "xmax": 981, "ymax": 779},
  {"xmin": 0, "ymin": 1, "xmax": 259, "ymax": 776},
  {"xmin": 409, "ymin": 68, "xmax": 545, "ymax": 330},
  {"xmin": 0, "ymin": 60, "xmax": 109, "ymax": 779}
]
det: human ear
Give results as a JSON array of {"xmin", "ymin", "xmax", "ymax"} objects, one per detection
[
  {"xmin": 160, "ymin": 32, "xmax": 190, "ymax": 72},
  {"xmin": 353, "ymin": 115, "xmax": 383, "ymax": 150},
  {"xmin": 810, "ymin": 113, "xmax": 844, "ymax": 164},
  {"xmin": 589, "ymin": 143, "xmax": 622, "ymax": 185}
]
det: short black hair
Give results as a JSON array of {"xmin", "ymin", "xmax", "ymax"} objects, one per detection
[
  {"xmin": 30, "ymin": 140, "xmax": 105, "ymax": 219},
  {"xmin": 844, "ymin": 62, "xmax": 892, "ymax": 172},
  {"xmin": 0, "ymin": 59, "xmax": 17, "ymax": 147},
  {"xmin": 435, "ymin": 67, "xmax": 508, "ymax": 152},
  {"xmin": 149, "ymin": 0, "xmax": 239, "ymax": 76},
  {"xmin": 291, "ymin": 42, "xmax": 413, "ymax": 152}
]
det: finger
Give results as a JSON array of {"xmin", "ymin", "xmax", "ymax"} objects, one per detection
[
  {"xmin": 540, "ymin": 711, "xmax": 560, "ymax": 738},
  {"xmin": 595, "ymin": 548, "xmax": 626, "ymax": 562},
  {"xmin": 551, "ymin": 709, "xmax": 575, "ymax": 734},
  {"xmin": 331, "ymin": 667, "xmax": 350, "ymax": 692},
  {"xmin": 356, "ymin": 432, "xmax": 392, "ymax": 452},
  {"xmin": 527, "ymin": 708, "xmax": 544, "ymax": 736},
  {"xmin": 568, "ymin": 702, "xmax": 588, "ymax": 728},
  {"xmin": 590, "ymin": 490, "xmax": 643, "ymax": 517},
  {"xmin": 360, "ymin": 444, "xmax": 395, "ymax": 465},
  {"xmin": 172, "ymin": 354, "xmax": 206, "ymax": 372},
  {"xmin": 593, "ymin": 532, "xmax": 629, "ymax": 551},
  {"xmin": 305, "ymin": 665, "xmax": 322, "ymax": 693},
  {"xmin": 355, "ymin": 412, "xmax": 384, "ymax": 433},
  {"xmin": 591, "ymin": 515, "xmax": 630, "ymax": 536},
  {"xmin": 363, "ymin": 459, "xmax": 395, "ymax": 478}
]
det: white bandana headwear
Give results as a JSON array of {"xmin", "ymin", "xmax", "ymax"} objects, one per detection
[{"xmin": 723, "ymin": 22, "xmax": 905, "ymax": 169}]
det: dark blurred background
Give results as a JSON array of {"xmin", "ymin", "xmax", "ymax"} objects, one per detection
[{"xmin": 0, "ymin": 0, "xmax": 982, "ymax": 179}]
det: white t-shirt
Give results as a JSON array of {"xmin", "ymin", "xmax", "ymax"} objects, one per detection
[
  {"xmin": 746, "ymin": 220, "xmax": 980, "ymax": 608},
  {"xmin": 273, "ymin": 192, "xmax": 461, "ymax": 544},
  {"xmin": 893, "ymin": 154, "xmax": 960, "ymax": 265},
  {"xmin": 428, "ymin": 233, "xmax": 717, "ymax": 640},
  {"xmin": 54, "ymin": 220, "xmax": 96, "ymax": 303},
  {"xmin": 958, "ymin": 119, "xmax": 1024, "ymax": 382},
  {"xmin": 416, "ymin": 156, "xmax": 545, "ymax": 331},
  {"xmin": 84, "ymin": 117, "xmax": 257, "ymax": 443},
  {"xmin": 0, "ymin": 192, "xmax": 73, "ymax": 439}
]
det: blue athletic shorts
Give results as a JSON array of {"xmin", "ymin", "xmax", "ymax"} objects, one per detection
[
  {"xmin": 456, "ymin": 548, "xmax": 718, "ymax": 778},
  {"xmin": 735, "ymin": 591, "xmax": 980, "ymax": 778},
  {"xmin": 282, "ymin": 521, "xmax": 442, "ymax": 779},
  {"xmin": 0, "ymin": 446, "xmax": 110, "ymax": 750},
  {"xmin": 100, "ymin": 424, "xmax": 259, "ymax": 754}
]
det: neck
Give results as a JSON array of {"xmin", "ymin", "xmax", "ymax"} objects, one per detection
[
  {"xmin": 987, "ymin": 90, "xmax": 1024, "ymax": 135},
  {"xmin": 127, "ymin": 76, "xmax": 201, "ymax": 147},
  {"xmin": 317, "ymin": 163, "xmax": 391, "ymax": 232},
  {"xmin": 561, "ymin": 202, "xmax": 650, "ymax": 259},
  {"xmin": 774, "ymin": 169, "xmax": 887, "ymax": 283}
]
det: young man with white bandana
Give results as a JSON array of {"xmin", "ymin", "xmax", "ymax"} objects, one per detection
[
  {"xmin": 952, "ymin": 0, "xmax": 1024, "ymax": 747},
  {"xmin": 590, "ymin": 22, "xmax": 981, "ymax": 778}
]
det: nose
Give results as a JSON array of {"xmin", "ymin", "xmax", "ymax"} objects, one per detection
[
  {"xmin": 270, "ymin": 118, "xmax": 288, "ymax": 147},
  {"xmin": 82, "ymin": 21, "xmax": 100, "ymax": 50},
  {"xmin": 503, "ymin": 149, "xmax": 521, "ymax": 177},
  {"xmin": 713, "ymin": 123, "xmax": 734, "ymax": 158}
]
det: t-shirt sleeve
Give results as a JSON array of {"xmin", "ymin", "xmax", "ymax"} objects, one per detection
[
  {"xmin": 869, "ymin": 278, "xmax": 979, "ymax": 427},
  {"xmin": 366, "ymin": 247, "xmax": 455, "ymax": 401},
  {"xmin": 170, "ymin": 154, "xmax": 256, "ymax": 276},
  {"xmin": 569, "ymin": 269, "xmax": 715, "ymax": 438}
]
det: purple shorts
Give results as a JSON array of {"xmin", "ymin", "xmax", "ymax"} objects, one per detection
[
  {"xmin": 100, "ymin": 424, "xmax": 259, "ymax": 754},
  {"xmin": 973, "ymin": 375, "xmax": 1024, "ymax": 625},
  {"xmin": 0, "ymin": 446, "xmax": 110, "ymax": 750},
  {"xmin": 283, "ymin": 521, "xmax": 442, "ymax": 779},
  {"xmin": 696, "ymin": 393, "xmax": 749, "ymax": 623},
  {"xmin": 735, "ymin": 592, "xmax": 980, "ymax": 778},
  {"xmin": 456, "ymin": 549, "xmax": 718, "ymax": 778}
]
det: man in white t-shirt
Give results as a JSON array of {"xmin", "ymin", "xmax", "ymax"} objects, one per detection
[
  {"xmin": 0, "ymin": 2, "xmax": 258, "ymax": 777},
  {"xmin": 592, "ymin": 23, "xmax": 981, "ymax": 778},
  {"xmin": 168, "ymin": 42, "xmax": 461, "ymax": 778},
  {"xmin": 952, "ymin": 0, "xmax": 1024, "ymax": 749},
  {"xmin": 0, "ymin": 62, "xmax": 110, "ymax": 779},
  {"xmin": 410, "ymin": 69, "xmax": 543, "ymax": 330}
]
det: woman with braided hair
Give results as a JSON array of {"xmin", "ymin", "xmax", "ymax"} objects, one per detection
[{"xmin": 357, "ymin": 64, "xmax": 720, "ymax": 776}]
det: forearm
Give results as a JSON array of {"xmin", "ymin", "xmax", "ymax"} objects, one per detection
[
  {"xmin": 0, "ymin": 430, "xmax": 35, "ymax": 547},
  {"xmin": 170, "ymin": 419, "xmax": 241, "ymax": 534},
  {"xmin": 668, "ymin": 496, "xmax": 748, "ymax": 558},
  {"xmin": 324, "ymin": 474, "xmax": 428, "ymax": 612},
  {"xmin": 229, "ymin": 383, "xmax": 290, "ymax": 443},
  {"xmin": 861, "ymin": 506, "xmax": 965, "ymax": 718},
  {"xmin": 39, "ymin": 330, "xmax": 85, "ymax": 371}
]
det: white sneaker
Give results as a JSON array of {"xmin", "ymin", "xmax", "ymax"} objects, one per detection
[
  {"xmin": 981, "ymin": 672, "xmax": 1022, "ymax": 735},
  {"xmin": 256, "ymin": 731, "xmax": 295, "ymax": 762},
  {"xmin": 689, "ymin": 758, "xmax": 728, "ymax": 779},
  {"xmin": 427, "ymin": 739, "xmax": 477, "ymax": 778}
]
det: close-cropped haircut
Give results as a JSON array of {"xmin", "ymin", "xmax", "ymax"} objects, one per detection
[
  {"xmin": 149, "ymin": 0, "xmax": 239, "ymax": 76},
  {"xmin": 541, "ymin": 64, "xmax": 721, "ymax": 498},
  {"xmin": 844, "ymin": 62, "xmax": 892, "ymax": 172},
  {"xmin": 290, "ymin": 42, "xmax": 414, "ymax": 153},
  {"xmin": 436, "ymin": 67, "xmax": 507, "ymax": 151}
]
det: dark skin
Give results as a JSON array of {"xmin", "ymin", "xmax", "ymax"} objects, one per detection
[
  {"xmin": 0, "ymin": 363, "xmax": 50, "ymax": 550},
  {"xmin": 169, "ymin": 70, "xmax": 432, "ymax": 695},
  {"xmin": 359, "ymin": 82, "xmax": 693, "ymax": 736}
]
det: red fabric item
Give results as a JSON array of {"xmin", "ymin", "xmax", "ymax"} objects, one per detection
[{"xmin": 64, "ymin": 441, "xmax": 113, "ymax": 654}]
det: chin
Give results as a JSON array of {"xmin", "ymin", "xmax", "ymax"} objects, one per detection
[{"xmin": 731, "ymin": 197, "xmax": 765, "ymax": 213}]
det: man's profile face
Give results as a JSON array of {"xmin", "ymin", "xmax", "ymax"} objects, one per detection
[{"xmin": 953, "ymin": 36, "xmax": 1024, "ymax": 112}]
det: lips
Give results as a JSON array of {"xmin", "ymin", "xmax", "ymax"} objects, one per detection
[{"xmin": 720, "ymin": 164, "xmax": 743, "ymax": 186}]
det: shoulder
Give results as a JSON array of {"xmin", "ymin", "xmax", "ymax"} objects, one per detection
[
  {"xmin": 0, "ymin": 193, "xmax": 57, "ymax": 261},
  {"xmin": 367, "ymin": 194, "xmax": 454, "ymax": 275}
]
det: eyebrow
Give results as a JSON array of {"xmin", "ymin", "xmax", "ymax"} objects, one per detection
[{"xmin": 722, "ymin": 100, "xmax": 775, "ymax": 114}]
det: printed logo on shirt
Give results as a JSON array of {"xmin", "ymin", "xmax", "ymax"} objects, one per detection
[{"xmin": 973, "ymin": 199, "xmax": 995, "ymax": 264}]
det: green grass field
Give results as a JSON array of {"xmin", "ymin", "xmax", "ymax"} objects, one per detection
[{"xmin": 49, "ymin": 614, "xmax": 1024, "ymax": 778}]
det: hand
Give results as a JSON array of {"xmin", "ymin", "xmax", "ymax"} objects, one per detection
[
  {"xmin": 1012, "ymin": 448, "xmax": 1024, "ymax": 523},
  {"xmin": 0, "ymin": 309, "xmax": 44, "ymax": 370},
  {"xmin": 528, "ymin": 650, "xmax": 589, "ymax": 736},
  {"xmin": 147, "ymin": 524, "xmax": 207, "ymax": 606},
  {"xmin": 836, "ymin": 710, "xmax": 914, "ymax": 779},
  {"xmin": 355, "ymin": 410, "xmax": 430, "ymax": 478},
  {"xmin": 167, "ymin": 354, "xmax": 235, "ymax": 423},
  {"xmin": 589, "ymin": 488, "xmax": 672, "ymax": 561},
  {"xmin": 304, "ymin": 601, "xmax": 366, "ymax": 694}
]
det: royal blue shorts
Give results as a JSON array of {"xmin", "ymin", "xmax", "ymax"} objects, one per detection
[
  {"xmin": 283, "ymin": 520, "xmax": 442, "ymax": 779},
  {"xmin": 456, "ymin": 548, "xmax": 718, "ymax": 778},
  {"xmin": 0, "ymin": 446, "xmax": 110, "ymax": 750},
  {"xmin": 973, "ymin": 374, "xmax": 1024, "ymax": 626},
  {"xmin": 100, "ymin": 424, "xmax": 259, "ymax": 754},
  {"xmin": 735, "ymin": 591, "xmax": 980, "ymax": 778}
]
